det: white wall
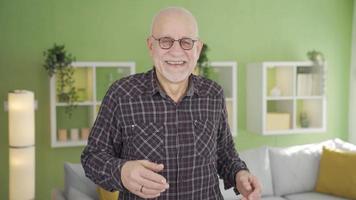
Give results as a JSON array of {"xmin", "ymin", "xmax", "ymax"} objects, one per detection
[{"xmin": 349, "ymin": 1, "xmax": 356, "ymax": 144}]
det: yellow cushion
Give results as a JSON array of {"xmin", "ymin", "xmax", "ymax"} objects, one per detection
[
  {"xmin": 315, "ymin": 147, "xmax": 356, "ymax": 199},
  {"xmin": 97, "ymin": 187, "xmax": 119, "ymax": 200}
]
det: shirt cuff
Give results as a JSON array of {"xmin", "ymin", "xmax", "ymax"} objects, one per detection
[{"xmin": 110, "ymin": 158, "xmax": 129, "ymax": 192}]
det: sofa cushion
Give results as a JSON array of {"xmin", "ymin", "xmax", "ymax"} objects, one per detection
[
  {"xmin": 68, "ymin": 187, "xmax": 95, "ymax": 200},
  {"xmin": 239, "ymin": 146, "xmax": 274, "ymax": 196},
  {"xmin": 64, "ymin": 162, "xmax": 99, "ymax": 199},
  {"xmin": 315, "ymin": 147, "xmax": 356, "ymax": 199},
  {"xmin": 97, "ymin": 187, "xmax": 119, "ymax": 200},
  {"xmin": 284, "ymin": 192, "xmax": 349, "ymax": 200},
  {"xmin": 334, "ymin": 138, "xmax": 356, "ymax": 151},
  {"xmin": 269, "ymin": 139, "xmax": 339, "ymax": 196}
]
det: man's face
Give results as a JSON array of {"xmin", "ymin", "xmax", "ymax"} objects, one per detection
[{"xmin": 147, "ymin": 12, "xmax": 202, "ymax": 84}]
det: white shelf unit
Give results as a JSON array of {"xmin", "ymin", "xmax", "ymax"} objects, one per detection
[
  {"xmin": 246, "ymin": 61, "xmax": 327, "ymax": 135},
  {"xmin": 209, "ymin": 61, "xmax": 238, "ymax": 136},
  {"xmin": 50, "ymin": 61, "xmax": 135, "ymax": 148}
]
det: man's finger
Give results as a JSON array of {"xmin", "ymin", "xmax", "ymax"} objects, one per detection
[
  {"xmin": 140, "ymin": 168, "xmax": 168, "ymax": 184},
  {"xmin": 130, "ymin": 180, "xmax": 162, "ymax": 199},
  {"xmin": 136, "ymin": 176, "xmax": 169, "ymax": 191},
  {"xmin": 139, "ymin": 184, "xmax": 163, "ymax": 196},
  {"xmin": 248, "ymin": 191, "xmax": 261, "ymax": 200},
  {"xmin": 251, "ymin": 176, "xmax": 261, "ymax": 189},
  {"xmin": 139, "ymin": 160, "xmax": 164, "ymax": 172},
  {"xmin": 242, "ymin": 180, "xmax": 252, "ymax": 191},
  {"xmin": 248, "ymin": 185, "xmax": 261, "ymax": 200}
]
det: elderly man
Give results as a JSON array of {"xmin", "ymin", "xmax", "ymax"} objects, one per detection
[{"xmin": 81, "ymin": 7, "xmax": 261, "ymax": 200}]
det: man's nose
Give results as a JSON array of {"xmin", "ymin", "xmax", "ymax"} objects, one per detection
[{"xmin": 169, "ymin": 41, "xmax": 185, "ymax": 54}]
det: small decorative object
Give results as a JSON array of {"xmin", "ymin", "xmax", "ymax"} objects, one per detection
[
  {"xmin": 81, "ymin": 128, "xmax": 90, "ymax": 140},
  {"xmin": 43, "ymin": 44, "xmax": 78, "ymax": 117},
  {"xmin": 70, "ymin": 128, "xmax": 79, "ymax": 141},
  {"xmin": 58, "ymin": 129, "xmax": 68, "ymax": 142},
  {"xmin": 266, "ymin": 112, "xmax": 290, "ymax": 130},
  {"xmin": 196, "ymin": 43, "xmax": 214, "ymax": 78},
  {"xmin": 300, "ymin": 112, "xmax": 310, "ymax": 128},
  {"xmin": 307, "ymin": 50, "xmax": 325, "ymax": 66},
  {"xmin": 270, "ymin": 86, "xmax": 282, "ymax": 96}
]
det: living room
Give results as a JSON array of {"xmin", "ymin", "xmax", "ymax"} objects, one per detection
[{"xmin": 1, "ymin": 0, "xmax": 356, "ymax": 200}]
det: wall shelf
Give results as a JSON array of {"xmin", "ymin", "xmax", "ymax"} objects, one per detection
[
  {"xmin": 247, "ymin": 61, "xmax": 327, "ymax": 135},
  {"xmin": 50, "ymin": 61, "xmax": 135, "ymax": 148}
]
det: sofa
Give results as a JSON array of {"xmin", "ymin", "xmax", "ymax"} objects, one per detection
[{"xmin": 52, "ymin": 138, "xmax": 356, "ymax": 200}]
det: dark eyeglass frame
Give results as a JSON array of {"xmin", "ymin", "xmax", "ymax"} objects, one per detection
[{"xmin": 151, "ymin": 35, "xmax": 198, "ymax": 50}]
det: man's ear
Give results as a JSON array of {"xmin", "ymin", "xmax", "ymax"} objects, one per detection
[
  {"xmin": 146, "ymin": 37, "xmax": 152, "ymax": 51},
  {"xmin": 196, "ymin": 40, "xmax": 203, "ymax": 57},
  {"xmin": 147, "ymin": 37, "xmax": 154, "ymax": 54}
]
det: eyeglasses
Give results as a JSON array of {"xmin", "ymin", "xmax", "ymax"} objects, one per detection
[{"xmin": 151, "ymin": 35, "xmax": 198, "ymax": 50}]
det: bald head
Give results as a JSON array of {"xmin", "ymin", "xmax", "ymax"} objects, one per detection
[
  {"xmin": 147, "ymin": 7, "xmax": 203, "ymax": 85},
  {"xmin": 150, "ymin": 7, "xmax": 199, "ymax": 38}
]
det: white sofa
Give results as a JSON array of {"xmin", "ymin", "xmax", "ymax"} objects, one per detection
[
  {"xmin": 233, "ymin": 138, "xmax": 356, "ymax": 200},
  {"xmin": 52, "ymin": 138, "xmax": 356, "ymax": 200}
]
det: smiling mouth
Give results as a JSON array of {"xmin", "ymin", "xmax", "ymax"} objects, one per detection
[{"xmin": 165, "ymin": 60, "xmax": 186, "ymax": 65}]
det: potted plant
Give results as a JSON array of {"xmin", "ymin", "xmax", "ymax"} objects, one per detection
[
  {"xmin": 43, "ymin": 44, "xmax": 78, "ymax": 117},
  {"xmin": 196, "ymin": 43, "xmax": 211, "ymax": 78},
  {"xmin": 307, "ymin": 50, "xmax": 325, "ymax": 66}
]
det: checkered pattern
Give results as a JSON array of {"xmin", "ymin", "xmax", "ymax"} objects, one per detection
[{"xmin": 81, "ymin": 69, "xmax": 248, "ymax": 200}]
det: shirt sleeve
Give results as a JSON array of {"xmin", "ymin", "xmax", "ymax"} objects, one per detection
[
  {"xmin": 81, "ymin": 83, "xmax": 128, "ymax": 192},
  {"xmin": 216, "ymin": 91, "xmax": 249, "ymax": 194}
]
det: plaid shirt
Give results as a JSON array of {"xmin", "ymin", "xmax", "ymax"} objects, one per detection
[{"xmin": 81, "ymin": 69, "xmax": 248, "ymax": 200}]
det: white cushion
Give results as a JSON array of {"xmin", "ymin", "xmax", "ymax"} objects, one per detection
[
  {"xmin": 333, "ymin": 138, "xmax": 356, "ymax": 151},
  {"xmin": 239, "ymin": 146, "xmax": 274, "ymax": 196},
  {"xmin": 284, "ymin": 192, "xmax": 349, "ymax": 200},
  {"xmin": 269, "ymin": 139, "xmax": 340, "ymax": 196}
]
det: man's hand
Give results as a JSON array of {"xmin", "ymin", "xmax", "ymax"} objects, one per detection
[
  {"xmin": 235, "ymin": 170, "xmax": 261, "ymax": 200},
  {"xmin": 121, "ymin": 160, "xmax": 169, "ymax": 199}
]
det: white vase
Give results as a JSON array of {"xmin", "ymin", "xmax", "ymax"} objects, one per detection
[{"xmin": 70, "ymin": 128, "xmax": 79, "ymax": 141}]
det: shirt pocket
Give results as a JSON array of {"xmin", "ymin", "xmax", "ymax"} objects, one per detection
[
  {"xmin": 130, "ymin": 122, "xmax": 164, "ymax": 162},
  {"xmin": 193, "ymin": 119, "xmax": 217, "ymax": 159}
]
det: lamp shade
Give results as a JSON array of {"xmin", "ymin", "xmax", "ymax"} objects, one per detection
[
  {"xmin": 8, "ymin": 90, "xmax": 35, "ymax": 200},
  {"xmin": 9, "ymin": 147, "xmax": 35, "ymax": 200},
  {"xmin": 8, "ymin": 90, "xmax": 35, "ymax": 147}
]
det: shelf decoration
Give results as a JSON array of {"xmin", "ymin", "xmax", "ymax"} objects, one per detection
[
  {"xmin": 307, "ymin": 50, "xmax": 325, "ymax": 66},
  {"xmin": 58, "ymin": 129, "xmax": 68, "ymax": 142},
  {"xmin": 43, "ymin": 44, "xmax": 78, "ymax": 117}
]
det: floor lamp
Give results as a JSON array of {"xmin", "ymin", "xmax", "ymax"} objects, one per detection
[{"xmin": 8, "ymin": 90, "xmax": 35, "ymax": 200}]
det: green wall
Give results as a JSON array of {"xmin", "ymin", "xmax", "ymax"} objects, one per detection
[{"xmin": 0, "ymin": 0, "xmax": 353, "ymax": 199}]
